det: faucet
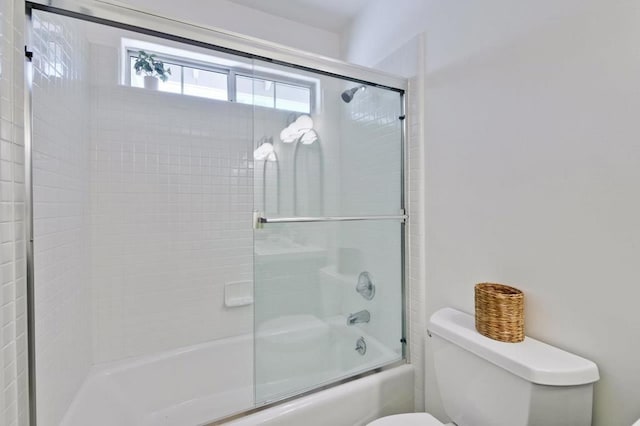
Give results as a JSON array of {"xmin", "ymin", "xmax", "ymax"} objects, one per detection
[{"xmin": 347, "ymin": 310, "xmax": 370, "ymax": 325}]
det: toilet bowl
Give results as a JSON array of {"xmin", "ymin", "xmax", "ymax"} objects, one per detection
[{"xmin": 367, "ymin": 308, "xmax": 599, "ymax": 426}]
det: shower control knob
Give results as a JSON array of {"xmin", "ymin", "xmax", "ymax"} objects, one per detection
[
  {"xmin": 355, "ymin": 337, "xmax": 367, "ymax": 356},
  {"xmin": 356, "ymin": 271, "xmax": 375, "ymax": 300}
]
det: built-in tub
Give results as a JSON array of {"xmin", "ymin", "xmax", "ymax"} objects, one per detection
[
  {"xmin": 61, "ymin": 316, "xmax": 412, "ymax": 425},
  {"xmin": 227, "ymin": 365, "xmax": 414, "ymax": 426},
  {"xmin": 61, "ymin": 334, "xmax": 254, "ymax": 426}
]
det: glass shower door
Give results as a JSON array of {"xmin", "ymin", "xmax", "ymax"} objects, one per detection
[{"xmin": 251, "ymin": 60, "xmax": 404, "ymax": 404}]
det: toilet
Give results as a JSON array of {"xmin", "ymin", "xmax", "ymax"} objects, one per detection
[{"xmin": 369, "ymin": 308, "xmax": 600, "ymax": 426}]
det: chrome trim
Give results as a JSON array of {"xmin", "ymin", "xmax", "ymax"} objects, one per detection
[
  {"xmin": 400, "ymin": 92, "xmax": 408, "ymax": 361},
  {"xmin": 204, "ymin": 360, "xmax": 408, "ymax": 425},
  {"xmin": 258, "ymin": 215, "xmax": 407, "ymax": 224},
  {"xmin": 24, "ymin": 6, "xmax": 37, "ymax": 426},
  {"xmin": 25, "ymin": 0, "xmax": 407, "ymax": 92}
]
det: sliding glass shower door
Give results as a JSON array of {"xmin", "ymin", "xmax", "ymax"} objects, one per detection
[
  {"xmin": 252, "ymin": 61, "xmax": 405, "ymax": 403},
  {"xmin": 29, "ymin": 9, "xmax": 262, "ymax": 425},
  {"xmin": 28, "ymin": 5, "xmax": 405, "ymax": 424}
]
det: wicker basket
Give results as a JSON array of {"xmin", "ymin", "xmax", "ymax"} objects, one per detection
[{"xmin": 475, "ymin": 283, "xmax": 524, "ymax": 343}]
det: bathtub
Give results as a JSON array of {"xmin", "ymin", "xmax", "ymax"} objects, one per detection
[
  {"xmin": 226, "ymin": 365, "xmax": 414, "ymax": 426},
  {"xmin": 61, "ymin": 334, "xmax": 254, "ymax": 426},
  {"xmin": 61, "ymin": 315, "xmax": 412, "ymax": 425}
]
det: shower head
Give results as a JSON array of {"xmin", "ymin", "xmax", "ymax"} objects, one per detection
[{"xmin": 341, "ymin": 85, "xmax": 366, "ymax": 103}]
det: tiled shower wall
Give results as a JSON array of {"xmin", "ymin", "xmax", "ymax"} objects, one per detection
[
  {"xmin": 56, "ymin": 36, "xmax": 336, "ymax": 367},
  {"xmin": 340, "ymin": 88, "xmax": 403, "ymax": 216},
  {"xmin": 31, "ymin": 11, "xmax": 93, "ymax": 426},
  {"xmin": 0, "ymin": 1, "xmax": 29, "ymax": 425},
  {"xmin": 90, "ymin": 69, "xmax": 260, "ymax": 363}
]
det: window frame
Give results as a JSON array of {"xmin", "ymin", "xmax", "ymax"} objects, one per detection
[{"xmin": 125, "ymin": 47, "xmax": 315, "ymax": 113}]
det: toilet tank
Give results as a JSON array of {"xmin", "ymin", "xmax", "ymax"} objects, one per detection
[{"xmin": 428, "ymin": 308, "xmax": 599, "ymax": 426}]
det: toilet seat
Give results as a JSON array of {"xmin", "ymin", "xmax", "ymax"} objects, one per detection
[{"xmin": 367, "ymin": 413, "xmax": 443, "ymax": 426}]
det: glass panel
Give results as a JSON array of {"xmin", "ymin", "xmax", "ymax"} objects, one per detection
[
  {"xmin": 236, "ymin": 75, "xmax": 275, "ymax": 108},
  {"xmin": 31, "ymin": 7, "xmax": 403, "ymax": 425},
  {"xmin": 183, "ymin": 66, "xmax": 228, "ymax": 100},
  {"xmin": 44, "ymin": 40, "xmax": 65, "ymax": 77},
  {"xmin": 337, "ymin": 86, "xmax": 403, "ymax": 216},
  {"xmin": 254, "ymin": 221, "xmax": 403, "ymax": 403},
  {"xmin": 252, "ymin": 71, "xmax": 402, "ymax": 218},
  {"xmin": 252, "ymin": 59, "xmax": 404, "ymax": 404},
  {"xmin": 33, "ymin": 11, "xmax": 256, "ymax": 425},
  {"xmin": 275, "ymin": 82, "xmax": 311, "ymax": 113}
]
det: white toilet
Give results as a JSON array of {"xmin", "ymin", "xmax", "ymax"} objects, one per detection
[{"xmin": 369, "ymin": 308, "xmax": 600, "ymax": 426}]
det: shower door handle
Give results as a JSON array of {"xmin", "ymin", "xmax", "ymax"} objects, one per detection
[{"xmin": 256, "ymin": 214, "xmax": 407, "ymax": 225}]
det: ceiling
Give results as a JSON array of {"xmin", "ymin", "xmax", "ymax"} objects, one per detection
[{"xmin": 227, "ymin": 0, "xmax": 368, "ymax": 33}]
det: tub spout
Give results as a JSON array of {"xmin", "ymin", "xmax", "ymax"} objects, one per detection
[{"xmin": 347, "ymin": 310, "xmax": 370, "ymax": 325}]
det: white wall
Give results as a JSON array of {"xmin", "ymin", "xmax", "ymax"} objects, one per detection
[
  {"xmin": 31, "ymin": 11, "xmax": 93, "ymax": 426},
  {"xmin": 345, "ymin": 1, "xmax": 640, "ymax": 425},
  {"xmin": 0, "ymin": 0, "xmax": 29, "ymax": 425},
  {"xmin": 115, "ymin": 0, "xmax": 341, "ymax": 59}
]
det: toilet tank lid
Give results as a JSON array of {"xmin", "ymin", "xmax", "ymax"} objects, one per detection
[{"xmin": 428, "ymin": 308, "xmax": 599, "ymax": 386}]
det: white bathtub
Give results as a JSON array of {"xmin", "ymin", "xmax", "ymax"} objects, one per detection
[
  {"xmin": 61, "ymin": 334, "xmax": 254, "ymax": 426},
  {"xmin": 61, "ymin": 316, "xmax": 412, "ymax": 425},
  {"xmin": 227, "ymin": 365, "xmax": 414, "ymax": 426}
]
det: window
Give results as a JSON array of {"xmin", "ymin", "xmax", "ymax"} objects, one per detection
[
  {"xmin": 236, "ymin": 75, "xmax": 274, "ymax": 108},
  {"xmin": 129, "ymin": 55, "xmax": 228, "ymax": 100},
  {"xmin": 126, "ymin": 46, "xmax": 313, "ymax": 113},
  {"xmin": 275, "ymin": 83, "xmax": 312, "ymax": 113},
  {"xmin": 236, "ymin": 76, "xmax": 311, "ymax": 113},
  {"xmin": 184, "ymin": 68, "xmax": 228, "ymax": 100}
]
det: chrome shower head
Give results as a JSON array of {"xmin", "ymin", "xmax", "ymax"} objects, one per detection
[{"xmin": 341, "ymin": 85, "xmax": 366, "ymax": 103}]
